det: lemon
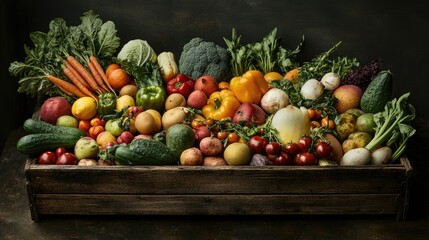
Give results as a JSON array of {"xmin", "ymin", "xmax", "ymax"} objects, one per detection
[
  {"xmin": 116, "ymin": 95, "xmax": 135, "ymax": 112},
  {"xmin": 72, "ymin": 97, "xmax": 98, "ymax": 120}
]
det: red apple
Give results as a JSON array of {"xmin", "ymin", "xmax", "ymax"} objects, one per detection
[
  {"xmin": 232, "ymin": 103, "xmax": 266, "ymax": 126},
  {"xmin": 40, "ymin": 97, "xmax": 72, "ymax": 124}
]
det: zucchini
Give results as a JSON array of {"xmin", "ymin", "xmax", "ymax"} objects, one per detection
[
  {"xmin": 360, "ymin": 70, "xmax": 393, "ymax": 113},
  {"xmin": 16, "ymin": 133, "xmax": 82, "ymax": 155},
  {"xmin": 23, "ymin": 118, "xmax": 85, "ymax": 137},
  {"xmin": 114, "ymin": 139, "xmax": 176, "ymax": 165}
]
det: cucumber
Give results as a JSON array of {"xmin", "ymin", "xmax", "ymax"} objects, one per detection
[
  {"xmin": 360, "ymin": 70, "xmax": 393, "ymax": 113},
  {"xmin": 23, "ymin": 118, "xmax": 85, "ymax": 137},
  {"xmin": 115, "ymin": 141, "xmax": 175, "ymax": 165},
  {"xmin": 166, "ymin": 124, "xmax": 195, "ymax": 161},
  {"xmin": 16, "ymin": 133, "xmax": 82, "ymax": 155}
]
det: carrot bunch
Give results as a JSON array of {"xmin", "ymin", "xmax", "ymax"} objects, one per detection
[{"xmin": 47, "ymin": 55, "xmax": 115, "ymax": 102}]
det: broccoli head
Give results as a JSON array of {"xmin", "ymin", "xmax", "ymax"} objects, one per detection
[{"xmin": 179, "ymin": 37, "xmax": 232, "ymax": 82}]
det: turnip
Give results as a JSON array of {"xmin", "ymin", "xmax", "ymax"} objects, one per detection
[
  {"xmin": 320, "ymin": 72, "xmax": 341, "ymax": 91},
  {"xmin": 260, "ymin": 88, "xmax": 289, "ymax": 114},
  {"xmin": 370, "ymin": 146, "xmax": 392, "ymax": 165},
  {"xmin": 300, "ymin": 79, "xmax": 324, "ymax": 100},
  {"xmin": 340, "ymin": 147, "xmax": 371, "ymax": 165}
]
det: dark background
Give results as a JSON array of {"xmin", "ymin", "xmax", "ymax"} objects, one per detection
[{"xmin": 2, "ymin": 0, "xmax": 429, "ymax": 145}]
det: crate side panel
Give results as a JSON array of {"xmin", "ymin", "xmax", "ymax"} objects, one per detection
[
  {"xmin": 34, "ymin": 193, "xmax": 401, "ymax": 216},
  {"xmin": 26, "ymin": 165, "xmax": 408, "ymax": 195}
]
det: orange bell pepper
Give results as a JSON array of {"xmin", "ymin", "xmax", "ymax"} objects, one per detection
[
  {"xmin": 202, "ymin": 90, "xmax": 241, "ymax": 120},
  {"xmin": 229, "ymin": 70, "xmax": 269, "ymax": 104}
]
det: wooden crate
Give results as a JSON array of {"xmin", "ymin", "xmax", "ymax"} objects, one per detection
[{"xmin": 25, "ymin": 156, "xmax": 413, "ymax": 221}]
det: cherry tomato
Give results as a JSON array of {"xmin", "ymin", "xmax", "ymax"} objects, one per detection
[
  {"xmin": 266, "ymin": 153, "xmax": 278, "ymax": 162},
  {"xmin": 217, "ymin": 131, "xmax": 228, "ymax": 140},
  {"xmin": 315, "ymin": 141, "xmax": 333, "ymax": 158},
  {"xmin": 56, "ymin": 153, "xmax": 78, "ymax": 165},
  {"xmin": 321, "ymin": 116, "xmax": 336, "ymax": 129},
  {"xmin": 248, "ymin": 135, "xmax": 268, "ymax": 154},
  {"xmin": 227, "ymin": 132, "xmax": 240, "ymax": 144},
  {"xmin": 294, "ymin": 152, "xmax": 317, "ymax": 166},
  {"xmin": 298, "ymin": 137, "xmax": 313, "ymax": 153},
  {"xmin": 191, "ymin": 118, "xmax": 205, "ymax": 129},
  {"xmin": 38, "ymin": 151, "xmax": 57, "ymax": 165},
  {"xmin": 55, "ymin": 147, "xmax": 68, "ymax": 158},
  {"xmin": 283, "ymin": 142, "xmax": 300, "ymax": 155},
  {"xmin": 265, "ymin": 142, "xmax": 282, "ymax": 155},
  {"xmin": 273, "ymin": 153, "xmax": 293, "ymax": 165}
]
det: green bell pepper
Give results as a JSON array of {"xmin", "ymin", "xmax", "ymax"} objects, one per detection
[
  {"xmin": 98, "ymin": 92, "xmax": 117, "ymax": 116},
  {"xmin": 136, "ymin": 86, "xmax": 166, "ymax": 112}
]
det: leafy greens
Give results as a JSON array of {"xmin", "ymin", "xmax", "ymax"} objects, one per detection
[{"xmin": 9, "ymin": 10, "xmax": 120, "ymax": 99}]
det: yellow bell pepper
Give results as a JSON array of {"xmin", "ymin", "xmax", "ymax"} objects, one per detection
[
  {"xmin": 230, "ymin": 70, "xmax": 269, "ymax": 104},
  {"xmin": 202, "ymin": 90, "xmax": 241, "ymax": 120}
]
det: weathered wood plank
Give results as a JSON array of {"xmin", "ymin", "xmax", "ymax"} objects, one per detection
[
  {"xmin": 34, "ymin": 193, "xmax": 401, "ymax": 216},
  {"xmin": 25, "ymin": 162, "xmax": 408, "ymax": 195}
]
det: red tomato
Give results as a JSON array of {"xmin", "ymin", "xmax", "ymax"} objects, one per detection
[
  {"xmin": 273, "ymin": 153, "xmax": 293, "ymax": 165},
  {"xmin": 265, "ymin": 142, "xmax": 282, "ymax": 155},
  {"xmin": 315, "ymin": 141, "xmax": 333, "ymax": 158},
  {"xmin": 294, "ymin": 152, "xmax": 317, "ymax": 166},
  {"xmin": 55, "ymin": 147, "xmax": 68, "ymax": 158},
  {"xmin": 248, "ymin": 135, "xmax": 268, "ymax": 154},
  {"xmin": 56, "ymin": 153, "xmax": 78, "ymax": 165},
  {"xmin": 283, "ymin": 142, "xmax": 300, "ymax": 155},
  {"xmin": 38, "ymin": 151, "xmax": 57, "ymax": 164},
  {"xmin": 298, "ymin": 137, "xmax": 313, "ymax": 153}
]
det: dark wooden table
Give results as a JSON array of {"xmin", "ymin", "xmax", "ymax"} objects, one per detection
[{"xmin": 1, "ymin": 126, "xmax": 428, "ymax": 240}]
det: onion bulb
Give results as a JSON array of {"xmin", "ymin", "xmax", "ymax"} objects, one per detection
[
  {"xmin": 300, "ymin": 79, "xmax": 324, "ymax": 100},
  {"xmin": 320, "ymin": 72, "xmax": 341, "ymax": 91},
  {"xmin": 260, "ymin": 88, "xmax": 289, "ymax": 114},
  {"xmin": 271, "ymin": 105, "xmax": 311, "ymax": 144}
]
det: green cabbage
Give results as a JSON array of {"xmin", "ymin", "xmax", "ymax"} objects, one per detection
[{"xmin": 117, "ymin": 39, "xmax": 157, "ymax": 67}]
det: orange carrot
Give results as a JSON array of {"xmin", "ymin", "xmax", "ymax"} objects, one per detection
[
  {"xmin": 88, "ymin": 60, "xmax": 108, "ymax": 92},
  {"xmin": 66, "ymin": 55, "xmax": 101, "ymax": 94},
  {"xmin": 64, "ymin": 61, "xmax": 92, "ymax": 90},
  {"xmin": 47, "ymin": 75, "xmax": 87, "ymax": 98},
  {"xmin": 63, "ymin": 67, "xmax": 98, "ymax": 100},
  {"xmin": 89, "ymin": 56, "xmax": 116, "ymax": 93}
]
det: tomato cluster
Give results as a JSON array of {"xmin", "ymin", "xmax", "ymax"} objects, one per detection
[
  {"xmin": 37, "ymin": 147, "xmax": 77, "ymax": 165},
  {"xmin": 247, "ymin": 135, "xmax": 333, "ymax": 166}
]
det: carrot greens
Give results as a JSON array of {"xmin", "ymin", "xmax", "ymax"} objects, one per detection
[{"xmin": 9, "ymin": 10, "xmax": 120, "ymax": 99}]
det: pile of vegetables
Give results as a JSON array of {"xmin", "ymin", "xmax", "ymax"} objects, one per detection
[{"xmin": 11, "ymin": 11, "xmax": 416, "ymax": 167}]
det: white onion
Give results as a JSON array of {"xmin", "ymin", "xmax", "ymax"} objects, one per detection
[
  {"xmin": 260, "ymin": 88, "xmax": 289, "ymax": 114},
  {"xmin": 320, "ymin": 72, "xmax": 341, "ymax": 91},
  {"xmin": 300, "ymin": 79, "xmax": 324, "ymax": 100}
]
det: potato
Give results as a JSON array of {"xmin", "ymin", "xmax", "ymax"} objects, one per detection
[
  {"xmin": 180, "ymin": 147, "xmax": 203, "ymax": 166},
  {"xmin": 165, "ymin": 93, "xmax": 187, "ymax": 110},
  {"xmin": 119, "ymin": 84, "xmax": 138, "ymax": 98},
  {"xmin": 203, "ymin": 156, "xmax": 228, "ymax": 166},
  {"xmin": 199, "ymin": 137, "xmax": 223, "ymax": 156},
  {"xmin": 161, "ymin": 107, "xmax": 188, "ymax": 130}
]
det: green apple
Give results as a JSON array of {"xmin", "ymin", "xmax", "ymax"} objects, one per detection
[
  {"xmin": 105, "ymin": 119, "xmax": 123, "ymax": 137},
  {"xmin": 56, "ymin": 115, "xmax": 78, "ymax": 128}
]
